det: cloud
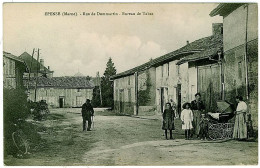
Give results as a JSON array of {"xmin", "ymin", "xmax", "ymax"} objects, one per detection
[{"xmin": 44, "ymin": 32, "xmax": 167, "ymax": 77}]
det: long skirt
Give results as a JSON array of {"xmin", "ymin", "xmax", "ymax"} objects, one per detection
[
  {"xmin": 233, "ymin": 112, "xmax": 247, "ymax": 139},
  {"xmin": 193, "ymin": 110, "xmax": 201, "ymax": 135},
  {"xmin": 162, "ymin": 118, "xmax": 175, "ymax": 130}
]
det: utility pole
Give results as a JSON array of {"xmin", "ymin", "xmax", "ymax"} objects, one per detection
[
  {"xmin": 34, "ymin": 48, "xmax": 40, "ymax": 102},
  {"xmin": 28, "ymin": 48, "xmax": 35, "ymax": 81}
]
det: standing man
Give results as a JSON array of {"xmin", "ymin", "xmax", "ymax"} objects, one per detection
[
  {"xmin": 191, "ymin": 93, "xmax": 205, "ymax": 138},
  {"xmin": 81, "ymin": 99, "xmax": 94, "ymax": 131},
  {"xmin": 233, "ymin": 96, "xmax": 248, "ymax": 140}
]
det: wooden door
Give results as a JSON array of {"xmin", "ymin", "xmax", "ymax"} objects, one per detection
[{"xmin": 198, "ymin": 64, "xmax": 221, "ymax": 112}]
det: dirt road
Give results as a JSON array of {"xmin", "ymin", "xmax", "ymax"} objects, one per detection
[{"xmin": 4, "ymin": 108, "xmax": 258, "ymax": 166}]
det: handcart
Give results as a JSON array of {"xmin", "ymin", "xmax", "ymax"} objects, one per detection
[{"xmin": 207, "ymin": 101, "xmax": 235, "ymax": 140}]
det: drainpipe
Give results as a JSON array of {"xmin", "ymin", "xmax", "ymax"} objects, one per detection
[
  {"xmin": 218, "ymin": 50, "xmax": 224, "ymax": 100},
  {"xmin": 135, "ymin": 72, "xmax": 139, "ymax": 115},
  {"xmin": 244, "ymin": 4, "xmax": 249, "ymax": 100}
]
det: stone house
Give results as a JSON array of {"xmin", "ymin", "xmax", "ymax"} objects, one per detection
[
  {"xmin": 210, "ymin": 3, "xmax": 258, "ymax": 128},
  {"xmin": 3, "ymin": 51, "xmax": 28, "ymax": 89},
  {"xmin": 27, "ymin": 77, "xmax": 94, "ymax": 108},
  {"xmin": 111, "ymin": 62, "xmax": 156, "ymax": 115},
  {"xmin": 19, "ymin": 51, "xmax": 54, "ymax": 79},
  {"xmin": 176, "ymin": 23, "xmax": 223, "ymax": 113}
]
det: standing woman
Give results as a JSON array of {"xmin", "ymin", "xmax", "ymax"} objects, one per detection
[
  {"xmin": 233, "ymin": 96, "xmax": 248, "ymax": 140},
  {"xmin": 162, "ymin": 103, "xmax": 175, "ymax": 140},
  {"xmin": 191, "ymin": 93, "xmax": 205, "ymax": 138}
]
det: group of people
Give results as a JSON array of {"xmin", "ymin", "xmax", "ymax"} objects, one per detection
[
  {"xmin": 162, "ymin": 93, "xmax": 249, "ymax": 141},
  {"xmin": 162, "ymin": 93, "xmax": 206, "ymax": 140}
]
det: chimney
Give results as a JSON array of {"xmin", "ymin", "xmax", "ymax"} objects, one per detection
[
  {"xmin": 212, "ymin": 23, "xmax": 223, "ymax": 36},
  {"xmin": 186, "ymin": 41, "xmax": 189, "ymax": 45},
  {"xmin": 48, "ymin": 66, "xmax": 50, "ymax": 70},
  {"xmin": 40, "ymin": 59, "xmax": 44, "ymax": 71}
]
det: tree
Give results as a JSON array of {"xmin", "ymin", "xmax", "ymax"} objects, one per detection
[{"xmin": 100, "ymin": 57, "xmax": 117, "ymax": 108}]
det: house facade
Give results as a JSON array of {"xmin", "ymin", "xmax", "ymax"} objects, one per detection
[
  {"xmin": 156, "ymin": 23, "xmax": 223, "ymax": 114},
  {"xmin": 176, "ymin": 23, "xmax": 223, "ymax": 112},
  {"xmin": 27, "ymin": 77, "xmax": 94, "ymax": 108},
  {"xmin": 3, "ymin": 51, "xmax": 28, "ymax": 89},
  {"xmin": 112, "ymin": 62, "xmax": 156, "ymax": 115},
  {"xmin": 112, "ymin": 23, "xmax": 223, "ymax": 116},
  {"xmin": 210, "ymin": 3, "xmax": 258, "ymax": 128}
]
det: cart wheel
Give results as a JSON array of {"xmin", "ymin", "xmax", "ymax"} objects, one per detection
[{"xmin": 12, "ymin": 130, "xmax": 30, "ymax": 154}]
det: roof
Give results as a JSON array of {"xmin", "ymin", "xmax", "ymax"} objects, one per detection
[
  {"xmin": 111, "ymin": 34, "xmax": 222, "ymax": 80},
  {"xmin": 210, "ymin": 3, "xmax": 245, "ymax": 17},
  {"xmin": 176, "ymin": 35, "xmax": 223, "ymax": 65},
  {"xmin": 27, "ymin": 76, "xmax": 95, "ymax": 89},
  {"xmin": 4, "ymin": 51, "xmax": 25, "ymax": 63},
  {"xmin": 19, "ymin": 52, "xmax": 53, "ymax": 74}
]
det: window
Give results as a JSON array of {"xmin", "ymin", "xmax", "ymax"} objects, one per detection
[
  {"xmin": 128, "ymin": 76, "xmax": 131, "ymax": 85},
  {"xmin": 77, "ymin": 88, "xmax": 81, "ymax": 92}
]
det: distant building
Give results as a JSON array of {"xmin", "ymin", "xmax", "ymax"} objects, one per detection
[
  {"xmin": 210, "ymin": 3, "xmax": 258, "ymax": 128},
  {"xmin": 3, "ymin": 51, "xmax": 28, "ymax": 89},
  {"xmin": 27, "ymin": 77, "xmax": 95, "ymax": 108},
  {"xmin": 19, "ymin": 52, "xmax": 54, "ymax": 78}
]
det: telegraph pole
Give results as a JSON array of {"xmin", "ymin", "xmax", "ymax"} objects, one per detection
[{"xmin": 34, "ymin": 48, "xmax": 40, "ymax": 102}]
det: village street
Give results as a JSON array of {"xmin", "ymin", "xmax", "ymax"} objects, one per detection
[{"xmin": 4, "ymin": 108, "xmax": 258, "ymax": 166}]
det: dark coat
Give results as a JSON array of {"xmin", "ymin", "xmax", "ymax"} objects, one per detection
[
  {"xmin": 162, "ymin": 109, "xmax": 175, "ymax": 130},
  {"xmin": 191, "ymin": 100, "xmax": 205, "ymax": 111},
  {"xmin": 81, "ymin": 102, "xmax": 94, "ymax": 119}
]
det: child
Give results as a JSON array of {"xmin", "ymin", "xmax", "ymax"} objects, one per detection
[
  {"xmin": 181, "ymin": 103, "xmax": 193, "ymax": 140},
  {"xmin": 199, "ymin": 114, "xmax": 209, "ymax": 140},
  {"xmin": 162, "ymin": 102, "xmax": 175, "ymax": 140}
]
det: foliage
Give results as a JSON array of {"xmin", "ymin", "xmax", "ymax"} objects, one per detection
[
  {"xmin": 100, "ymin": 57, "xmax": 117, "ymax": 108},
  {"xmin": 92, "ymin": 86, "xmax": 101, "ymax": 107},
  {"xmin": 3, "ymin": 89, "xmax": 41, "ymax": 156},
  {"xmin": 138, "ymin": 71, "xmax": 152, "ymax": 106}
]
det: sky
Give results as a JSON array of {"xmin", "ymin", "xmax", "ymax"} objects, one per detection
[{"xmin": 3, "ymin": 3, "xmax": 223, "ymax": 77}]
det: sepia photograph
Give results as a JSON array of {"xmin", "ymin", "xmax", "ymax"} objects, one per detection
[{"xmin": 2, "ymin": 1, "xmax": 258, "ymax": 166}]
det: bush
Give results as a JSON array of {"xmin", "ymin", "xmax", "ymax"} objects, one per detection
[{"xmin": 3, "ymin": 89, "xmax": 30, "ymax": 156}]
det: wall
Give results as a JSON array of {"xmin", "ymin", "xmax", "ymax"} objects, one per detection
[
  {"xmin": 3, "ymin": 57, "xmax": 16, "ymax": 89},
  {"xmin": 28, "ymin": 88, "xmax": 93, "ymax": 108},
  {"xmin": 223, "ymin": 3, "xmax": 258, "ymax": 128},
  {"xmin": 155, "ymin": 60, "xmax": 190, "ymax": 113},
  {"xmin": 113, "ymin": 68, "xmax": 156, "ymax": 115},
  {"xmin": 113, "ymin": 74, "xmax": 136, "ymax": 115},
  {"xmin": 3, "ymin": 57, "xmax": 25, "ymax": 89}
]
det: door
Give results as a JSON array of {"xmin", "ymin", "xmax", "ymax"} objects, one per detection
[
  {"xmin": 160, "ymin": 88, "xmax": 164, "ymax": 113},
  {"xmin": 176, "ymin": 84, "xmax": 181, "ymax": 116},
  {"xmin": 198, "ymin": 64, "xmax": 221, "ymax": 112},
  {"xmin": 59, "ymin": 97, "xmax": 64, "ymax": 108}
]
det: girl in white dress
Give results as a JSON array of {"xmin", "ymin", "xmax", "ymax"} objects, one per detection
[{"xmin": 181, "ymin": 103, "xmax": 193, "ymax": 140}]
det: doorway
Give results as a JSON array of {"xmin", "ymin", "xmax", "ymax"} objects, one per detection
[
  {"xmin": 59, "ymin": 97, "xmax": 65, "ymax": 108},
  {"xmin": 160, "ymin": 88, "xmax": 164, "ymax": 113},
  {"xmin": 176, "ymin": 84, "xmax": 181, "ymax": 117}
]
